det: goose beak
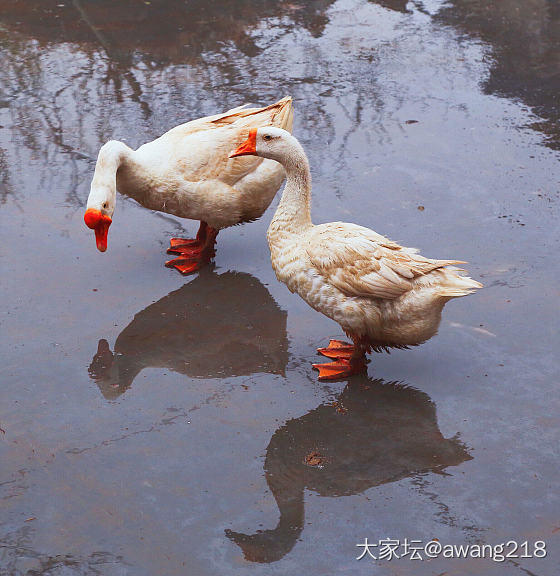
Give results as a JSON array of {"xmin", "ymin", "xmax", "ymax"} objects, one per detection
[
  {"xmin": 84, "ymin": 208, "xmax": 112, "ymax": 252},
  {"xmin": 229, "ymin": 128, "xmax": 257, "ymax": 158}
]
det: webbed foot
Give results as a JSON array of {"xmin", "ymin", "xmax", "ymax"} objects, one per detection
[
  {"xmin": 317, "ymin": 339, "xmax": 355, "ymax": 359},
  {"xmin": 167, "ymin": 237, "xmax": 203, "ymax": 256},
  {"xmin": 312, "ymin": 356, "xmax": 367, "ymax": 381},
  {"xmin": 164, "ymin": 221, "xmax": 218, "ymax": 275}
]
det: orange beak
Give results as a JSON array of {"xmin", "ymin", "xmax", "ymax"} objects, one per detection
[
  {"xmin": 84, "ymin": 208, "xmax": 112, "ymax": 252},
  {"xmin": 229, "ymin": 128, "xmax": 258, "ymax": 158}
]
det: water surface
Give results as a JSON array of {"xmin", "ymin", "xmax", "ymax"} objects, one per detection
[{"xmin": 1, "ymin": 1, "xmax": 559, "ymax": 574}]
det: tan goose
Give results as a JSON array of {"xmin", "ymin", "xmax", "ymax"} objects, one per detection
[
  {"xmin": 84, "ymin": 96, "xmax": 293, "ymax": 274},
  {"xmin": 230, "ymin": 126, "xmax": 482, "ymax": 380}
]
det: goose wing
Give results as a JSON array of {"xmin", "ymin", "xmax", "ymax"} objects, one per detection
[
  {"xmin": 152, "ymin": 96, "xmax": 293, "ymax": 184},
  {"xmin": 307, "ymin": 222, "xmax": 463, "ymax": 299}
]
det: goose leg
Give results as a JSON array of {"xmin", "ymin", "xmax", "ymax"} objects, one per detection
[
  {"xmin": 167, "ymin": 221, "xmax": 209, "ymax": 256},
  {"xmin": 312, "ymin": 338, "xmax": 367, "ymax": 381},
  {"xmin": 165, "ymin": 223, "xmax": 218, "ymax": 275}
]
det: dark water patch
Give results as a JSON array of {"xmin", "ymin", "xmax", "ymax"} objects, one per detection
[
  {"xmin": 1, "ymin": 0, "xmax": 336, "ymax": 62},
  {"xmin": 435, "ymin": 0, "xmax": 560, "ymax": 149}
]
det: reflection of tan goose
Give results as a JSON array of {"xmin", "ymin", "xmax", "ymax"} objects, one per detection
[
  {"xmin": 88, "ymin": 269, "xmax": 288, "ymax": 399},
  {"xmin": 84, "ymin": 97, "xmax": 293, "ymax": 274},
  {"xmin": 226, "ymin": 377, "xmax": 471, "ymax": 563}
]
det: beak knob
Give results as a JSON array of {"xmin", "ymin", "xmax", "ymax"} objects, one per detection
[
  {"xmin": 84, "ymin": 208, "xmax": 102, "ymax": 229},
  {"xmin": 84, "ymin": 208, "xmax": 112, "ymax": 252}
]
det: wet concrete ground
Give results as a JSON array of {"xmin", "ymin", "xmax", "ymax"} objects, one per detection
[{"xmin": 1, "ymin": 1, "xmax": 559, "ymax": 574}]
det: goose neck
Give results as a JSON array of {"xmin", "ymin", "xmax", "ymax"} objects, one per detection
[
  {"xmin": 273, "ymin": 150, "xmax": 312, "ymax": 232},
  {"xmin": 87, "ymin": 140, "xmax": 133, "ymax": 213},
  {"xmin": 91, "ymin": 140, "xmax": 131, "ymax": 188}
]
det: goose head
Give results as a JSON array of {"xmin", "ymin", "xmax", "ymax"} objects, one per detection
[
  {"xmin": 84, "ymin": 191, "xmax": 113, "ymax": 252},
  {"xmin": 229, "ymin": 126, "xmax": 303, "ymax": 164}
]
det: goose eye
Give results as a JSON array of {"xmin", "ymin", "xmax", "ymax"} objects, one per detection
[
  {"xmin": 102, "ymin": 202, "xmax": 107, "ymax": 209},
  {"xmin": 263, "ymin": 135, "xmax": 272, "ymax": 141}
]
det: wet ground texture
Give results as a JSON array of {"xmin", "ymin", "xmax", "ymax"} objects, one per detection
[{"xmin": 1, "ymin": 1, "xmax": 559, "ymax": 574}]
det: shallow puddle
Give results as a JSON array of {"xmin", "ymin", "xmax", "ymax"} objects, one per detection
[{"xmin": 1, "ymin": 1, "xmax": 559, "ymax": 574}]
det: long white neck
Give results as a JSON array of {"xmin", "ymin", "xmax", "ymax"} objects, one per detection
[
  {"xmin": 87, "ymin": 140, "xmax": 133, "ymax": 213},
  {"xmin": 269, "ymin": 141, "xmax": 313, "ymax": 234}
]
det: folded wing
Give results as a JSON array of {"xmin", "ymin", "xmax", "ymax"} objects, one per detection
[{"xmin": 306, "ymin": 222, "xmax": 464, "ymax": 300}]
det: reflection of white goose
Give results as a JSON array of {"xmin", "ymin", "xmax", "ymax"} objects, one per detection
[
  {"xmin": 230, "ymin": 127, "xmax": 482, "ymax": 380},
  {"xmin": 226, "ymin": 377, "xmax": 472, "ymax": 563},
  {"xmin": 84, "ymin": 97, "xmax": 293, "ymax": 274},
  {"xmin": 88, "ymin": 269, "xmax": 289, "ymax": 399}
]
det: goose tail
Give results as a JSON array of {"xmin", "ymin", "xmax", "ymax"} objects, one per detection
[
  {"xmin": 435, "ymin": 269, "xmax": 483, "ymax": 299},
  {"xmin": 270, "ymin": 95, "xmax": 294, "ymax": 133},
  {"xmin": 211, "ymin": 96, "xmax": 294, "ymax": 133}
]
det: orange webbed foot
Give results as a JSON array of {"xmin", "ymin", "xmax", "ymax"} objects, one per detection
[
  {"xmin": 167, "ymin": 237, "xmax": 203, "ymax": 256},
  {"xmin": 165, "ymin": 222, "xmax": 218, "ymax": 274},
  {"xmin": 317, "ymin": 339, "xmax": 355, "ymax": 359},
  {"xmin": 165, "ymin": 256, "xmax": 202, "ymax": 275},
  {"xmin": 312, "ymin": 357, "xmax": 367, "ymax": 381}
]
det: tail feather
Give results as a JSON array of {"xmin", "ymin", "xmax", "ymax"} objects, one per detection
[
  {"xmin": 271, "ymin": 96, "xmax": 294, "ymax": 132},
  {"xmin": 211, "ymin": 96, "xmax": 293, "ymax": 133},
  {"xmin": 435, "ymin": 259, "xmax": 467, "ymax": 267},
  {"xmin": 436, "ymin": 286, "xmax": 480, "ymax": 298},
  {"xmin": 435, "ymin": 273, "xmax": 483, "ymax": 299}
]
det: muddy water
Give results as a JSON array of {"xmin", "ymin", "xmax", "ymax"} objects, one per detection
[{"xmin": 1, "ymin": 1, "xmax": 558, "ymax": 574}]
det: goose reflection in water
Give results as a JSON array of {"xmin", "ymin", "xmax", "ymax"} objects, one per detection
[
  {"xmin": 88, "ymin": 268, "xmax": 288, "ymax": 399},
  {"xmin": 226, "ymin": 377, "xmax": 472, "ymax": 563}
]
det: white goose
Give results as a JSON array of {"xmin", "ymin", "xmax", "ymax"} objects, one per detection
[
  {"xmin": 230, "ymin": 127, "xmax": 482, "ymax": 380},
  {"xmin": 84, "ymin": 96, "xmax": 293, "ymax": 274}
]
